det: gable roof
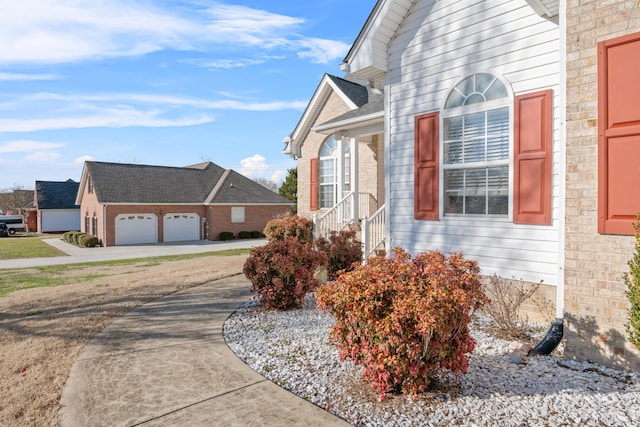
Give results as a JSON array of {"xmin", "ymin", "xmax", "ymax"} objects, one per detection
[
  {"xmin": 77, "ymin": 161, "xmax": 291, "ymax": 206},
  {"xmin": 312, "ymin": 90, "xmax": 384, "ymax": 134},
  {"xmin": 36, "ymin": 179, "xmax": 80, "ymax": 210},
  {"xmin": 341, "ymin": 0, "xmax": 414, "ymax": 84},
  {"xmin": 326, "ymin": 75, "xmax": 370, "ymax": 107},
  {"xmin": 205, "ymin": 169, "xmax": 291, "ymax": 204},
  {"xmin": 342, "ymin": 0, "xmax": 558, "ymax": 84},
  {"xmin": 283, "ymin": 73, "xmax": 376, "ymax": 158}
]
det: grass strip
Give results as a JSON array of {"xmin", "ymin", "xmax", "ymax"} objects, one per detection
[{"xmin": 0, "ymin": 248, "xmax": 250, "ymax": 297}]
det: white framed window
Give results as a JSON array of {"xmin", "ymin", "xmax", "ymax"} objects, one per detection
[
  {"xmin": 442, "ymin": 73, "xmax": 511, "ymax": 216},
  {"xmin": 319, "ymin": 135, "xmax": 350, "ymax": 209},
  {"xmin": 231, "ymin": 206, "xmax": 245, "ymax": 223}
]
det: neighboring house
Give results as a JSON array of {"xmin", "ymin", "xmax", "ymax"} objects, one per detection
[
  {"xmin": 35, "ymin": 180, "xmax": 81, "ymax": 233},
  {"xmin": 76, "ymin": 161, "xmax": 292, "ymax": 247},
  {"xmin": 287, "ymin": 0, "xmax": 640, "ymax": 370}
]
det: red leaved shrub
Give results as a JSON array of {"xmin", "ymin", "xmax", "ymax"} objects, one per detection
[
  {"xmin": 243, "ymin": 238, "xmax": 327, "ymax": 310},
  {"xmin": 316, "ymin": 247, "xmax": 488, "ymax": 398},
  {"xmin": 314, "ymin": 230, "xmax": 362, "ymax": 281},
  {"xmin": 263, "ymin": 215, "xmax": 313, "ymax": 244}
]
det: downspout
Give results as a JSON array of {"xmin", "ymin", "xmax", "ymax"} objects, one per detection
[
  {"xmin": 102, "ymin": 205, "xmax": 107, "ymax": 248},
  {"xmin": 533, "ymin": 0, "xmax": 567, "ymax": 355}
]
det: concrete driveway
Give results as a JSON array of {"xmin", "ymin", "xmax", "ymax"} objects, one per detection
[{"xmin": 0, "ymin": 238, "xmax": 267, "ymax": 269}]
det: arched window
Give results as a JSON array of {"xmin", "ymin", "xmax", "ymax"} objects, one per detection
[
  {"xmin": 442, "ymin": 73, "xmax": 510, "ymax": 215},
  {"xmin": 319, "ymin": 136, "xmax": 350, "ymax": 208}
]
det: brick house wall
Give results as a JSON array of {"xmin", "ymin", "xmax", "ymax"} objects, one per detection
[
  {"xmin": 78, "ymin": 180, "xmax": 104, "ymax": 244},
  {"xmin": 298, "ymin": 91, "xmax": 353, "ymax": 219},
  {"xmin": 565, "ymin": 0, "xmax": 640, "ymax": 370},
  {"xmin": 206, "ymin": 205, "xmax": 291, "ymax": 240},
  {"xmin": 358, "ymin": 134, "xmax": 385, "ymax": 215}
]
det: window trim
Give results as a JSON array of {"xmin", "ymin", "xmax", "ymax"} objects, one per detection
[
  {"xmin": 231, "ymin": 206, "xmax": 245, "ymax": 223},
  {"xmin": 439, "ymin": 73, "xmax": 514, "ymax": 219},
  {"xmin": 317, "ymin": 135, "xmax": 350, "ymax": 209}
]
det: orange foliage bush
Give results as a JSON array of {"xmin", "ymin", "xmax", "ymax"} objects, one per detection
[
  {"xmin": 263, "ymin": 215, "xmax": 313, "ymax": 243},
  {"xmin": 316, "ymin": 248, "xmax": 488, "ymax": 398},
  {"xmin": 243, "ymin": 237, "xmax": 326, "ymax": 310}
]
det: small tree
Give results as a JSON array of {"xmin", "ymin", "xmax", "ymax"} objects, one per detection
[
  {"xmin": 625, "ymin": 213, "xmax": 640, "ymax": 350},
  {"xmin": 0, "ymin": 185, "xmax": 34, "ymax": 215},
  {"xmin": 278, "ymin": 168, "xmax": 297, "ymax": 214},
  {"xmin": 252, "ymin": 177, "xmax": 278, "ymax": 192}
]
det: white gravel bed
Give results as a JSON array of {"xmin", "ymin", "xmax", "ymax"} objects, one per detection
[{"xmin": 223, "ymin": 294, "xmax": 640, "ymax": 426}]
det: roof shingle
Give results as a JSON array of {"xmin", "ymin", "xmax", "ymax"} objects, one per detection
[
  {"xmin": 84, "ymin": 161, "xmax": 291, "ymax": 205},
  {"xmin": 36, "ymin": 179, "xmax": 80, "ymax": 210}
]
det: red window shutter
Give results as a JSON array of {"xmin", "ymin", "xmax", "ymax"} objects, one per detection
[
  {"xmin": 598, "ymin": 32, "xmax": 640, "ymax": 235},
  {"xmin": 310, "ymin": 158, "xmax": 318, "ymax": 211},
  {"xmin": 414, "ymin": 112, "xmax": 440, "ymax": 220},
  {"xmin": 514, "ymin": 90, "xmax": 553, "ymax": 225}
]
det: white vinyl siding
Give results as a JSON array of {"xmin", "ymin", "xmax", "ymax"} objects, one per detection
[{"xmin": 386, "ymin": 0, "xmax": 561, "ymax": 285}]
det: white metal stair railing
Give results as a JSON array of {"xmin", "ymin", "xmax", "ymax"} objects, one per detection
[
  {"xmin": 361, "ymin": 204, "xmax": 385, "ymax": 262},
  {"xmin": 313, "ymin": 192, "xmax": 355, "ymax": 241}
]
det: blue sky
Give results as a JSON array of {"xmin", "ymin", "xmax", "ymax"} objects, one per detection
[{"xmin": 0, "ymin": 0, "xmax": 376, "ymax": 190}]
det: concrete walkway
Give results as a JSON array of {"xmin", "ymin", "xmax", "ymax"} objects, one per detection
[
  {"xmin": 56, "ymin": 259, "xmax": 350, "ymax": 426},
  {"xmin": 0, "ymin": 238, "xmax": 267, "ymax": 269}
]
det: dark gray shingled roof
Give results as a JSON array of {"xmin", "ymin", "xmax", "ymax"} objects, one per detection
[
  {"xmin": 207, "ymin": 169, "xmax": 292, "ymax": 204},
  {"xmin": 327, "ymin": 74, "xmax": 370, "ymax": 107},
  {"xmin": 36, "ymin": 179, "xmax": 80, "ymax": 209},
  {"xmin": 85, "ymin": 161, "xmax": 291, "ymax": 205}
]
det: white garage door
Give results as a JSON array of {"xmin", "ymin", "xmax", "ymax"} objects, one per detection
[
  {"xmin": 115, "ymin": 214, "xmax": 158, "ymax": 245},
  {"xmin": 163, "ymin": 213, "xmax": 200, "ymax": 242}
]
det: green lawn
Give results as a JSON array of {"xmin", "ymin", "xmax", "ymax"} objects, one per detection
[{"xmin": 0, "ymin": 234, "xmax": 67, "ymax": 260}]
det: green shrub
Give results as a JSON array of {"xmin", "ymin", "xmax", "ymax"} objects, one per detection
[
  {"xmin": 62, "ymin": 231, "xmax": 74, "ymax": 242},
  {"xmin": 65, "ymin": 231, "xmax": 81, "ymax": 243},
  {"xmin": 74, "ymin": 232, "xmax": 88, "ymax": 245},
  {"xmin": 250, "ymin": 230, "xmax": 263, "ymax": 238},
  {"xmin": 316, "ymin": 247, "xmax": 488, "ymax": 399},
  {"xmin": 626, "ymin": 213, "xmax": 640, "ymax": 350},
  {"xmin": 79, "ymin": 235, "xmax": 100, "ymax": 247},
  {"xmin": 219, "ymin": 231, "xmax": 234, "ymax": 241},
  {"xmin": 243, "ymin": 237, "xmax": 327, "ymax": 310},
  {"xmin": 263, "ymin": 215, "xmax": 312, "ymax": 243},
  {"xmin": 238, "ymin": 231, "xmax": 251, "ymax": 239},
  {"xmin": 315, "ymin": 230, "xmax": 362, "ymax": 281}
]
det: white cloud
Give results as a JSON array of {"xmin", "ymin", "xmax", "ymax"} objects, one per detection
[
  {"xmin": 0, "ymin": 140, "xmax": 64, "ymax": 153},
  {"xmin": 184, "ymin": 54, "xmax": 287, "ymax": 70},
  {"xmin": 73, "ymin": 155, "xmax": 95, "ymax": 165},
  {"xmin": 25, "ymin": 151, "xmax": 63, "ymax": 162},
  {"xmin": 202, "ymin": 3, "xmax": 304, "ymax": 47},
  {"xmin": 270, "ymin": 169, "xmax": 286, "ymax": 183},
  {"xmin": 296, "ymin": 38, "xmax": 351, "ymax": 64},
  {"xmin": 0, "ymin": 91, "xmax": 306, "ymax": 132},
  {"xmin": 0, "ymin": 1, "xmax": 343, "ymax": 66},
  {"xmin": 0, "ymin": 1, "xmax": 197, "ymax": 65},
  {"xmin": 0, "ymin": 72, "xmax": 59, "ymax": 81},
  {"xmin": 239, "ymin": 154, "xmax": 268, "ymax": 177},
  {"xmin": 0, "ymin": 113, "xmax": 213, "ymax": 133}
]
